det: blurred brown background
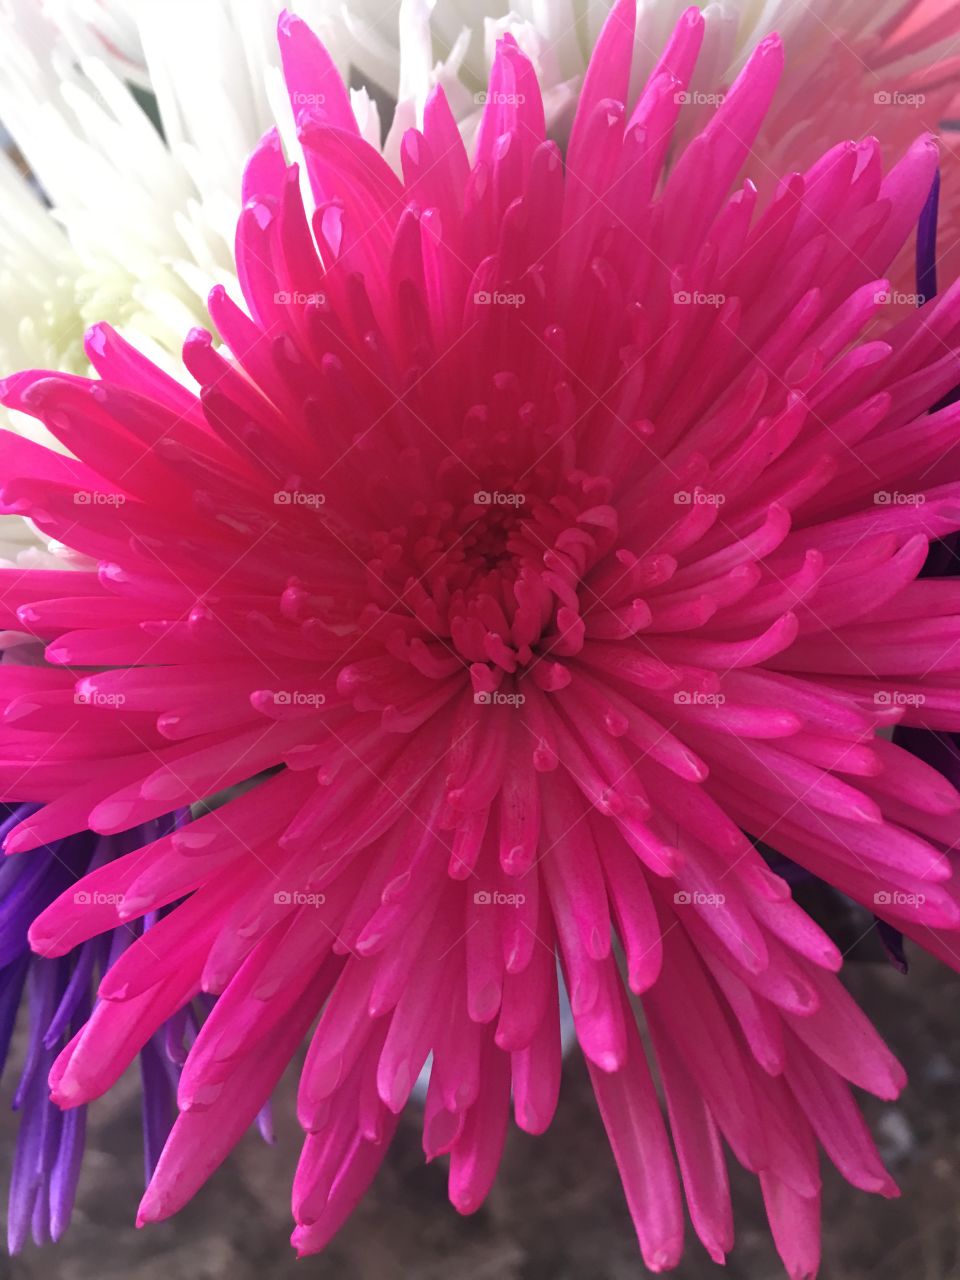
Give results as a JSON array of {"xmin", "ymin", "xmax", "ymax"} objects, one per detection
[{"xmin": 0, "ymin": 951, "xmax": 958, "ymax": 1280}]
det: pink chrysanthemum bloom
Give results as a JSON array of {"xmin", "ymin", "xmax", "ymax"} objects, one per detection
[{"xmin": 3, "ymin": 4, "xmax": 960, "ymax": 1274}]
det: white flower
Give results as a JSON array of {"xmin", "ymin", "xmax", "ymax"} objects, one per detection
[
  {"xmin": 0, "ymin": 0, "xmax": 471, "ymax": 379},
  {"xmin": 39, "ymin": 0, "xmax": 153, "ymax": 88}
]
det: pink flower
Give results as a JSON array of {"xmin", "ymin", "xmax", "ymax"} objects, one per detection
[{"xmin": 1, "ymin": 4, "xmax": 960, "ymax": 1273}]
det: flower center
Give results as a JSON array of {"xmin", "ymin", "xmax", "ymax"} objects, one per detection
[{"xmin": 366, "ymin": 467, "xmax": 620, "ymax": 676}]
